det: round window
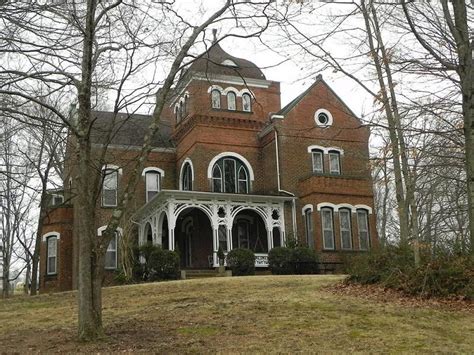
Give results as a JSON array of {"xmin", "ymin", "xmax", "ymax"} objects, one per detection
[
  {"xmin": 314, "ymin": 109, "xmax": 333, "ymax": 127},
  {"xmin": 317, "ymin": 113, "xmax": 329, "ymax": 125}
]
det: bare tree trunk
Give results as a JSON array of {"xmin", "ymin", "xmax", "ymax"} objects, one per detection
[{"xmin": 361, "ymin": 0, "xmax": 410, "ymax": 245}]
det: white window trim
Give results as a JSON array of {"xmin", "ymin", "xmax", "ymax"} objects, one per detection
[
  {"xmin": 314, "ymin": 108, "xmax": 334, "ymax": 127},
  {"xmin": 43, "ymin": 232, "xmax": 60, "ymax": 275},
  {"xmin": 102, "ymin": 169, "xmax": 119, "ymax": 207},
  {"xmin": 223, "ymin": 87, "xmax": 239, "ymax": 96},
  {"xmin": 207, "ymin": 152, "xmax": 255, "ymax": 181},
  {"xmin": 316, "ymin": 203, "xmax": 372, "ymax": 214},
  {"xmin": 141, "ymin": 167, "xmax": 165, "ymax": 177},
  {"xmin": 311, "ymin": 150, "xmax": 324, "ymax": 173},
  {"xmin": 328, "ymin": 151, "xmax": 341, "ymax": 174},
  {"xmin": 307, "ymin": 145, "xmax": 344, "ymax": 155},
  {"xmin": 101, "ymin": 164, "xmax": 122, "ymax": 175},
  {"xmin": 97, "ymin": 226, "xmax": 123, "ymax": 236},
  {"xmin": 301, "ymin": 204, "xmax": 314, "ymax": 215},
  {"xmin": 179, "ymin": 158, "xmax": 194, "ymax": 190},
  {"xmin": 207, "ymin": 85, "xmax": 224, "ymax": 94}
]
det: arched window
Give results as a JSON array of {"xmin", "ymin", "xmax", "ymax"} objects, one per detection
[
  {"xmin": 211, "ymin": 157, "xmax": 250, "ymax": 194},
  {"xmin": 311, "ymin": 149, "xmax": 324, "ymax": 174},
  {"xmin": 237, "ymin": 166, "xmax": 248, "ymax": 193},
  {"xmin": 321, "ymin": 207, "xmax": 335, "ymax": 250},
  {"xmin": 328, "ymin": 150, "xmax": 341, "ymax": 175},
  {"xmin": 102, "ymin": 169, "xmax": 118, "ymax": 207},
  {"xmin": 227, "ymin": 92, "xmax": 236, "ymax": 110},
  {"xmin": 105, "ymin": 233, "xmax": 118, "ymax": 269},
  {"xmin": 357, "ymin": 209, "xmax": 370, "ymax": 250},
  {"xmin": 242, "ymin": 93, "xmax": 252, "ymax": 112},
  {"xmin": 145, "ymin": 171, "xmax": 161, "ymax": 202},
  {"xmin": 184, "ymin": 95, "xmax": 188, "ymax": 116},
  {"xmin": 304, "ymin": 207, "xmax": 314, "ymax": 249},
  {"xmin": 46, "ymin": 235, "xmax": 58, "ymax": 275},
  {"xmin": 211, "ymin": 89, "xmax": 221, "ymax": 109},
  {"xmin": 212, "ymin": 164, "xmax": 222, "ymax": 193},
  {"xmin": 182, "ymin": 162, "xmax": 193, "ymax": 191},
  {"xmin": 179, "ymin": 101, "xmax": 184, "ymax": 121},
  {"xmin": 339, "ymin": 208, "xmax": 352, "ymax": 250}
]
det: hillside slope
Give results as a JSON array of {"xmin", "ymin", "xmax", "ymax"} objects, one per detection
[{"xmin": 1, "ymin": 275, "xmax": 473, "ymax": 353}]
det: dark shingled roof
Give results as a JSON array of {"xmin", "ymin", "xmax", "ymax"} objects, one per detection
[
  {"xmin": 90, "ymin": 111, "xmax": 173, "ymax": 148},
  {"xmin": 187, "ymin": 43, "xmax": 266, "ymax": 80}
]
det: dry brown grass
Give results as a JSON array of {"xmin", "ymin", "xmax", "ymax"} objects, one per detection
[{"xmin": 1, "ymin": 275, "xmax": 473, "ymax": 353}]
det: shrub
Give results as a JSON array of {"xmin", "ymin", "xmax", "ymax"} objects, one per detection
[
  {"xmin": 345, "ymin": 245, "xmax": 474, "ymax": 299},
  {"xmin": 268, "ymin": 246, "xmax": 319, "ymax": 275},
  {"xmin": 291, "ymin": 247, "xmax": 319, "ymax": 274},
  {"xmin": 268, "ymin": 247, "xmax": 293, "ymax": 274},
  {"xmin": 227, "ymin": 248, "xmax": 255, "ymax": 276},
  {"xmin": 136, "ymin": 245, "xmax": 180, "ymax": 281}
]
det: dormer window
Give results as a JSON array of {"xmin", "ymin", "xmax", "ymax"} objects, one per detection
[
  {"xmin": 227, "ymin": 92, "xmax": 236, "ymax": 111},
  {"xmin": 211, "ymin": 89, "xmax": 221, "ymax": 109},
  {"xmin": 221, "ymin": 59, "xmax": 238, "ymax": 67},
  {"xmin": 242, "ymin": 93, "xmax": 252, "ymax": 112}
]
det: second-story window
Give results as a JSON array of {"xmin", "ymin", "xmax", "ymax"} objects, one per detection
[
  {"xmin": 102, "ymin": 169, "xmax": 118, "ymax": 207},
  {"xmin": 182, "ymin": 162, "xmax": 193, "ymax": 191},
  {"xmin": 146, "ymin": 171, "xmax": 161, "ymax": 202},
  {"xmin": 321, "ymin": 207, "xmax": 335, "ymax": 250},
  {"xmin": 211, "ymin": 89, "xmax": 221, "ymax": 109},
  {"xmin": 227, "ymin": 92, "xmax": 236, "ymax": 110},
  {"xmin": 212, "ymin": 157, "xmax": 250, "ymax": 194},
  {"xmin": 311, "ymin": 149, "xmax": 324, "ymax": 174},
  {"xmin": 242, "ymin": 93, "xmax": 252, "ymax": 112},
  {"xmin": 329, "ymin": 151, "xmax": 341, "ymax": 175}
]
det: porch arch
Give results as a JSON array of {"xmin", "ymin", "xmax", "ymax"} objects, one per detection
[{"xmin": 231, "ymin": 209, "xmax": 269, "ymax": 253}]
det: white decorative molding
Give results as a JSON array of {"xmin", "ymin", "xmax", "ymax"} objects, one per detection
[
  {"xmin": 316, "ymin": 202, "xmax": 373, "ymax": 214},
  {"xmin": 207, "ymin": 152, "xmax": 255, "ymax": 181},
  {"xmin": 42, "ymin": 231, "xmax": 60, "ymax": 242},
  {"xmin": 301, "ymin": 204, "xmax": 314, "ymax": 215},
  {"xmin": 355, "ymin": 204, "xmax": 373, "ymax": 214},
  {"xmin": 102, "ymin": 164, "xmax": 123, "ymax": 175},
  {"xmin": 307, "ymin": 145, "xmax": 344, "ymax": 155},
  {"xmin": 316, "ymin": 202, "xmax": 338, "ymax": 211},
  {"xmin": 239, "ymin": 88, "xmax": 254, "ymax": 98},
  {"xmin": 314, "ymin": 108, "xmax": 334, "ymax": 127},
  {"xmin": 207, "ymin": 84, "xmax": 224, "ymax": 94},
  {"xmin": 97, "ymin": 226, "xmax": 123, "ymax": 236},
  {"xmin": 223, "ymin": 86, "xmax": 239, "ymax": 96},
  {"xmin": 179, "ymin": 158, "xmax": 195, "ymax": 190},
  {"xmin": 142, "ymin": 167, "xmax": 165, "ymax": 177}
]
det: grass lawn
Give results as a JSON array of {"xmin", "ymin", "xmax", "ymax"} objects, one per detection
[{"xmin": 1, "ymin": 275, "xmax": 473, "ymax": 353}]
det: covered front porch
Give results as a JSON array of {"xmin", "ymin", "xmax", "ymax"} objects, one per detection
[{"xmin": 134, "ymin": 190, "xmax": 293, "ymax": 268}]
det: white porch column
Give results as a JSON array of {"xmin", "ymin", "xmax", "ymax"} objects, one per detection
[
  {"xmin": 268, "ymin": 228, "xmax": 273, "ymax": 250},
  {"xmin": 227, "ymin": 227, "xmax": 233, "ymax": 251},
  {"xmin": 212, "ymin": 225, "xmax": 218, "ymax": 266}
]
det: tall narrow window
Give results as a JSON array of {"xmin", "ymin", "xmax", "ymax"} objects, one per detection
[
  {"xmin": 47, "ymin": 236, "xmax": 57, "ymax": 275},
  {"xmin": 227, "ymin": 92, "xmax": 236, "ymax": 110},
  {"xmin": 105, "ymin": 233, "xmax": 117, "ymax": 269},
  {"xmin": 312, "ymin": 149, "xmax": 324, "ymax": 174},
  {"xmin": 179, "ymin": 101, "xmax": 184, "ymax": 121},
  {"xmin": 321, "ymin": 208, "xmax": 335, "ymax": 250},
  {"xmin": 211, "ymin": 89, "xmax": 221, "ymax": 109},
  {"xmin": 304, "ymin": 208, "xmax": 314, "ymax": 249},
  {"xmin": 184, "ymin": 95, "xmax": 188, "ymax": 116},
  {"xmin": 329, "ymin": 151, "xmax": 341, "ymax": 175},
  {"xmin": 223, "ymin": 158, "xmax": 236, "ymax": 193},
  {"xmin": 146, "ymin": 171, "xmax": 160, "ymax": 202},
  {"xmin": 182, "ymin": 162, "xmax": 193, "ymax": 191},
  {"xmin": 175, "ymin": 106, "xmax": 179, "ymax": 122},
  {"xmin": 339, "ymin": 209, "xmax": 352, "ymax": 250},
  {"xmin": 242, "ymin": 93, "xmax": 252, "ymax": 112},
  {"xmin": 237, "ymin": 166, "xmax": 248, "ymax": 193},
  {"xmin": 357, "ymin": 209, "xmax": 370, "ymax": 250},
  {"xmin": 102, "ymin": 169, "xmax": 118, "ymax": 207},
  {"xmin": 212, "ymin": 164, "xmax": 223, "ymax": 192}
]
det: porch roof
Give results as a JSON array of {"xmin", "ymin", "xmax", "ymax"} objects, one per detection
[{"xmin": 133, "ymin": 190, "xmax": 294, "ymax": 221}]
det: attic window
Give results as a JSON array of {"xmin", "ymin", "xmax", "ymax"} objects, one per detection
[
  {"xmin": 221, "ymin": 59, "xmax": 238, "ymax": 67},
  {"xmin": 314, "ymin": 109, "xmax": 333, "ymax": 127}
]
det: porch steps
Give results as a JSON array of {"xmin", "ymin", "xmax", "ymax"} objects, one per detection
[{"xmin": 183, "ymin": 269, "xmax": 221, "ymax": 280}]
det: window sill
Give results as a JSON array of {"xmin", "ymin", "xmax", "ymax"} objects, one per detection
[
  {"xmin": 211, "ymin": 108, "xmax": 253, "ymax": 114},
  {"xmin": 101, "ymin": 205, "xmax": 118, "ymax": 209}
]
